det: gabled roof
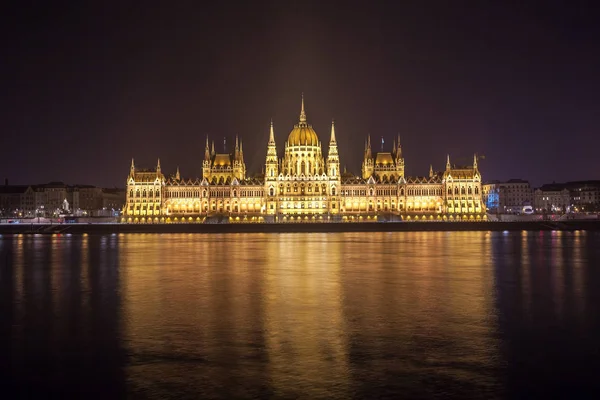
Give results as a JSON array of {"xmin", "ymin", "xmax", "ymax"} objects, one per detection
[
  {"xmin": 213, "ymin": 154, "xmax": 232, "ymax": 166},
  {"xmin": 0, "ymin": 185, "xmax": 32, "ymax": 194},
  {"xmin": 405, "ymin": 175, "xmax": 442, "ymax": 184},
  {"xmin": 341, "ymin": 176, "xmax": 366, "ymax": 184},
  {"xmin": 375, "ymin": 152, "xmax": 394, "ymax": 165}
]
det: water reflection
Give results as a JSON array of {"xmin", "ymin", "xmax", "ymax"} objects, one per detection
[
  {"xmin": 1, "ymin": 231, "xmax": 599, "ymax": 398},
  {"xmin": 0, "ymin": 234, "xmax": 124, "ymax": 397}
]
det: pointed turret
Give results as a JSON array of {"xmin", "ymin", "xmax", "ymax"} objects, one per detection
[
  {"xmin": 234, "ymin": 135, "xmax": 240, "ymax": 160},
  {"xmin": 429, "ymin": 164, "xmax": 434, "ymax": 178},
  {"xmin": 156, "ymin": 158, "xmax": 161, "ymax": 173},
  {"xmin": 473, "ymin": 153, "xmax": 478, "ymax": 169},
  {"xmin": 269, "ymin": 118, "xmax": 275, "ymax": 144},
  {"xmin": 396, "ymin": 134, "xmax": 402, "ymax": 159},
  {"xmin": 299, "ymin": 93, "xmax": 306, "ymax": 123},
  {"xmin": 446, "ymin": 154, "xmax": 451, "ymax": 170},
  {"xmin": 392, "ymin": 139, "xmax": 397, "ymax": 156},
  {"xmin": 330, "ymin": 119, "xmax": 337, "ymax": 144},
  {"xmin": 130, "ymin": 158, "xmax": 135, "ymax": 175},
  {"xmin": 204, "ymin": 137, "xmax": 211, "ymax": 160},
  {"xmin": 362, "ymin": 134, "xmax": 374, "ymax": 179},
  {"xmin": 175, "ymin": 166, "xmax": 180, "ymax": 180},
  {"xmin": 265, "ymin": 119, "xmax": 278, "ymax": 180},
  {"xmin": 211, "ymin": 140, "xmax": 215, "ymax": 156},
  {"xmin": 327, "ymin": 120, "xmax": 340, "ymax": 179}
]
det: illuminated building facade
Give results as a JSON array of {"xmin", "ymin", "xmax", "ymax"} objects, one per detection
[{"xmin": 123, "ymin": 97, "xmax": 486, "ymax": 223}]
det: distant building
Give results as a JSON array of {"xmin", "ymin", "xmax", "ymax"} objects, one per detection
[
  {"xmin": 482, "ymin": 179, "xmax": 533, "ymax": 214},
  {"xmin": 100, "ymin": 188, "xmax": 126, "ymax": 216},
  {"xmin": 563, "ymin": 181, "xmax": 600, "ymax": 212},
  {"xmin": 72, "ymin": 185, "xmax": 103, "ymax": 215},
  {"xmin": 0, "ymin": 180, "xmax": 125, "ymax": 218},
  {"xmin": 0, "ymin": 181, "xmax": 35, "ymax": 218},
  {"xmin": 534, "ymin": 184, "xmax": 570, "ymax": 213}
]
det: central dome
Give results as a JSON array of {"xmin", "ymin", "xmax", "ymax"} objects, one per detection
[
  {"xmin": 287, "ymin": 95, "xmax": 320, "ymax": 146},
  {"xmin": 288, "ymin": 124, "xmax": 319, "ymax": 146}
]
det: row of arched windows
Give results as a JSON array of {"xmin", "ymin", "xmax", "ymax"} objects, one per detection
[
  {"xmin": 447, "ymin": 186, "xmax": 479, "ymax": 195},
  {"xmin": 131, "ymin": 189, "xmax": 160, "ymax": 198}
]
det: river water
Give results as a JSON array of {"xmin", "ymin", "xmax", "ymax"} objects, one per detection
[{"xmin": 1, "ymin": 232, "xmax": 599, "ymax": 398}]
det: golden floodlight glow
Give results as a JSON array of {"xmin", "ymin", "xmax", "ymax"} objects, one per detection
[{"xmin": 123, "ymin": 98, "xmax": 486, "ymax": 223}]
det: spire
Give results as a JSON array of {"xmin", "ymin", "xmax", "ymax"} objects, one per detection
[
  {"xmin": 299, "ymin": 93, "xmax": 306, "ymax": 123},
  {"xmin": 392, "ymin": 139, "xmax": 397, "ymax": 155},
  {"xmin": 366, "ymin": 134, "xmax": 372, "ymax": 158},
  {"xmin": 473, "ymin": 153, "xmax": 478, "ymax": 169},
  {"xmin": 269, "ymin": 119, "xmax": 275, "ymax": 144},
  {"xmin": 204, "ymin": 137, "xmax": 211, "ymax": 160},
  {"xmin": 429, "ymin": 164, "xmax": 433, "ymax": 178},
  {"xmin": 156, "ymin": 158, "xmax": 161, "ymax": 172},
  {"xmin": 240, "ymin": 139, "xmax": 243, "ymax": 153},
  {"xmin": 446, "ymin": 154, "xmax": 451, "ymax": 170},
  {"xmin": 211, "ymin": 140, "xmax": 215, "ymax": 156},
  {"xmin": 234, "ymin": 135, "xmax": 239, "ymax": 160},
  {"xmin": 396, "ymin": 134, "xmax": 402, "ymax": 159},
  {"xmin": 175, "ymin": 166, "xmax": 180, "ymax": 180},
  {"xmin": 130, "ymin": 158, "xmax": 135, "ymax": 172},
  {"xmin": 330, "ymin": 119, "xmax": 336, "ymax": 143}
]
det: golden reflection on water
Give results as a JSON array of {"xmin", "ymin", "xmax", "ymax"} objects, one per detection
[
  {"xmin": 2, "ymin": 231, "xmax": 599, "ymax": 398},
  {"xmin": 117, "ymin": 232, "xmax": 503, "ymax": 397}
]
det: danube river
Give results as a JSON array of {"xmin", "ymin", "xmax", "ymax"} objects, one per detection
[{"xmin": 1, "ymin": 232, "xmax": 599, "ymax": 398}]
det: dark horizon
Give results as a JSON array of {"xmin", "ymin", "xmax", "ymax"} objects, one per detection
[{"xmin": 2, "ymin": 1, "xmax": 599, "ymax": 188}]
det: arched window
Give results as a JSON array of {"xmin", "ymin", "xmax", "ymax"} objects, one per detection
[
  {"xmin": 461, "ymin": 187, "xmax": 466, "ymax": 195},
  {"xmin": 269, "ymin": 187, "xmax": 274, "ymax": 196},
  {"xmin": 468, "ymin": 187, "xmax": 472, "ymax": 195},
  {"xmin": 129, "ymin": 190, "xmax": 133, "ymax": 198},
  {"xmin": 301, "ymin": 161, "xmax": 306, "ymax": 175},
  {"xmin": 155, "ymin": 190, "xmax": 160, "ymax": 197},
  {"xmin": 370, "ymin": 188, "xmax": 374, "ymax": 196},
  {"xmin": 454, "ymin": 187, "xmax": 459, "ymax": 195},
  {"xmin": 233, "ymin": 190, "xmax": 237, "ymax": 197},
  {"xmin": 332, "ymin": 187, "xmax": 337, "ymax": 196},
  {"xmin": 475, "ymin": 186, "xmax": 480, "ymax": 195},
  {"xmin": 142, "ymin": 190, "xmax": 147, "ymax": 197},
  {"xmin": 400, "ymin": 188, "xmax": 405, "ymax": 196}
]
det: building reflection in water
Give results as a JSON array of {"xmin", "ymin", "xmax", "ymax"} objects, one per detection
[
  {"xmin": 492, "ymin": 230, "xmax": 600, "ymax": 398},
  {"xmin": 2, "ymin": 231, "xmax": 600, "ymax": 398},
  {"xmin": 0, "ymin": 234, "xmax": 125, "ymax": 397},
  {"xmin": 118, "ymin": 232, "xmax": 503, "ymax": 398}
]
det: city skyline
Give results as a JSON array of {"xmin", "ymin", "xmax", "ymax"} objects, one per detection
[{"xmin": 2, "ymin": 1, "xmax": 599, "ymax": 187}]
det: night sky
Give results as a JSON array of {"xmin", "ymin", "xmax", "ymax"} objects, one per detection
[{"xmin": 2, "ymin": 1, "xmax": 599, "ymax": 188}]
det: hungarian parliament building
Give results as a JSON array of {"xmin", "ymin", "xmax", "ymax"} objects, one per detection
[{"xmin": 123, "ymin": 97, "xmax": 486, "ymax": 223}]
